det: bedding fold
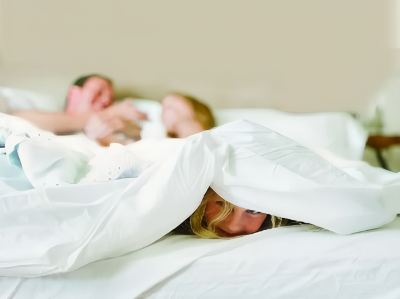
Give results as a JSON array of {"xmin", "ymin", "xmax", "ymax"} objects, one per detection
[{"xmin": 0, "ymin": 113, "xmax": 399, "ymax": 277}]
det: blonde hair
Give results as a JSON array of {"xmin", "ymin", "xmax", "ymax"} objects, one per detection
[
  {"xmin": 189, "ymin": 188, "xmax": 293, "ymax": 239},
  {"xmin": 172, "ymin": 93, "xmax": 216, "ymax": 130}
]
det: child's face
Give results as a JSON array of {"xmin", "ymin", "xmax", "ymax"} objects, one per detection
[
  {"xmin": 161, "ymin": 94, "xmax": 197, "ymax": 132},
  {"xmin": 204, "ymin": 190, "xmax": 267, "ymax": 237}
]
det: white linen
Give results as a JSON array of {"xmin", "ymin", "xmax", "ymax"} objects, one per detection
[
  {"xmin": 0, "ymin": 113, "xmax": 399, "ymax": 277},
  {"xmin": 216, "ymin": 108, "xmax": 367, "ymax": 160},
  {"xmin": 0, "ymin": 114, "xmax": 214, "ymax": 276},
  {"xmin": 127, "ymin": 100, "xmax": 367, "ymax": 160},
  {"xmin": 0, "ymin": 86, "xmax": 59, "ymax": 111},
  {"xmin": 209, "ymin": 121, "xmax": 400, "ymax": 235},
  {"xmin": 129, "ymin": 99, "xmax": 166, "ymax": 139},
  {"xmin": 143, "ymin": 217, "xmax": 400, "ymax": 299},
  {"xmin": 1, "ymin": 218, "xmax": 399, "ymax": 299}
]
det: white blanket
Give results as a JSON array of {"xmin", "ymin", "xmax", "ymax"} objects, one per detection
[
  {"xmin": 0, "ymin": 113, "xmax": 399, "ymax": 277},
  {"xmin": 2, "ymin": 218, "xmax": 400, "ymax": 299}
]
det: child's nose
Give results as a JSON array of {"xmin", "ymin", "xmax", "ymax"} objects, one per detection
[{"xmin": 222, "ymin": 209, "xmax": 248, "ymax": 236}]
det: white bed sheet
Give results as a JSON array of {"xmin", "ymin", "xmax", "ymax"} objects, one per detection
[
  {"xmin": 2, "ymin": 217, "xmax": 399, "ymax": 299},
  {"xmin": 144, "ymin": 217, "xmax": 400, "ymax": 299},
  {"xmin": 1, "ymin": 114, "xmax": 399, "ymax": 278},
  {"xmin": 215, "ymin": 108, "xmax": 367, "ymax": 160}
]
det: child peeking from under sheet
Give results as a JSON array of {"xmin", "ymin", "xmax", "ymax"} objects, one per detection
[
  {"xmin": 174, "ymin": 188, "xmax": 299, "ymax": 238},
  {"xmin": 11, "ymin": 74, "xmax": 147, "ymax": 138}
]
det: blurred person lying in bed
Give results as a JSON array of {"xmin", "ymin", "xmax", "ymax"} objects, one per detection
[
  {"xmin": 12, "ymin": 74, "xmax": 147, "ymax": 141},
  {"xmin": 174, "ymin": 188, "xmax": 298, "ymax": 238},
  {"xmin": 12, "ymin": 74, "xmax": 215, "ymax": 145}
]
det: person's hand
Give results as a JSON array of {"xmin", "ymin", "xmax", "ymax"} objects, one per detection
[
  {"xmin": 161, "ymin": 94, "xmax": 203, "ymax": 137},
  {"xmin": 104, "ymin": 100, "xmax": 148, "ymax": 121},
  {"xmin": 66, "ymin": 95, "xmax": 93, "ymax": 115},
  {"xmin": 84, "ymin": 100, "xmax": 148, "ymax": 146},
  {"xmin": 176, "ymin": 120, "xmax": 204, "ymax": 137}
]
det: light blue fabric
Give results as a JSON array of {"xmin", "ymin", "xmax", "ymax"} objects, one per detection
[
  {"xmin": 0, "ymin": 154, "xmax": 32, "ymax": 192},
  {"xmin": 5, "ymin": 134, "xmax": 90, "ymax": 188},
  {"xmin": 0, "ymin": 124, "xmax": 24, "ymax": 189},
  {"xmin": 0, "ymin": 123, "xmax": 25, "ymax": 167},
  {"xmin": 0, "ymin": 128, "xmax": 8, "ymax": 147},
  {"xmin": 4, "ymin": 133, "xmax": 28, "ymax": 167}
]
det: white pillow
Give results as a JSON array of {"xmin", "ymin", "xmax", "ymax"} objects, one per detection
[
  {"xmin": 0, "ymin": 86, "xmax": 60, "ymax": 111},
  {"xmin": 215, "ymin": 108, "xmax": 367, "ymax": 160}
]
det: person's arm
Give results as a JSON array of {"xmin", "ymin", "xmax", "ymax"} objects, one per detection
[{"xmin": 12, "ymin": 110, "xmax": 91, "ymax": 134}]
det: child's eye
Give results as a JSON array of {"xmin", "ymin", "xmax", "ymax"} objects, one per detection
[{"xmin": 246, "ymin": 209, "xmax": 262, "ymax": 215}]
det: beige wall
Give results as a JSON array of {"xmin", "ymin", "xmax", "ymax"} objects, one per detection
[{"xmin": 0, "ymin": 0, "xmax": 394, "ymax": 112}]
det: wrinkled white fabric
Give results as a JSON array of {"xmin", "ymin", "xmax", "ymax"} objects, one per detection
[
  {"xmin": 0, "ymin": 113, "xmax": 399, "ymax": 277},
  {"xmin": 0, "ymin": 86, "xmax": 59, "ymax": 111},
  {"xmin": 1, "ymin": 219, "xmax": 399, "ymax": 299},
  {"xmin": 215, "ymin": 108, "xmax": 367, "ymax": 160},
  {"xmin": 207, "ymin": 121, "xmax": 399, "ymax": 235},
  {"xmin": 0, "ymin": 114, "xmax": 215, "ymax": 276},
  {"xmin": 128, "ymin": 99, "xmax": 166, "ymax": 140}
]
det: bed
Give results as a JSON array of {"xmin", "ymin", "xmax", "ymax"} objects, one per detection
[
  {"xmin": 0, "ymin": 86, "xmax": 367, "ymax": 160},
  {"xmin": 1, "ymin": 88, "xmax": 399, "ymax": 299},
  {"xmin": 1, "ymin": 218, "xmax": 400, "ymax": 299}
]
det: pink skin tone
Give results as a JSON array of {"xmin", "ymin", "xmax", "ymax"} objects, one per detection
[
  {"xmin": 65, "ymin": 76, "xmax": 147, "ymax": 145},
  {"xmin": 66, "ymin": 83, "xmax": 204, "ymax": 143},
  {"xmin": 161, "ymin": 94, "xmax": 203, "ymax": 137},
  {"xmin": 83, "ymin": 101, "xmax": 147, "ymax": 144},
  {"xmin": 204, "ymin": 190, "xmax": 267, "ymax": 237},
  {"xmin": 66, "ymin": 77, "xmax": 114, "ymax": 115}
]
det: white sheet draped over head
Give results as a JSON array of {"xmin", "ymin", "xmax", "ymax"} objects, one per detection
[
  {"xmin": 0, "ymin": 113, "xmax": 399, "ymax": 277},
  {"xmin": 208, "ymin": 121, "xmax": 399, "ymax": 234}
]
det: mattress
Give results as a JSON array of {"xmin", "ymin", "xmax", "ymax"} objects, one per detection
[{"xmin": 2, "ymin": 217, "xmax": 399, "ymax": 299}]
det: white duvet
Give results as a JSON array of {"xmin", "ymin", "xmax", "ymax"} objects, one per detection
[{"xmin": 0, "ymin": 113, "xmax": 399, "ymax": 277}]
